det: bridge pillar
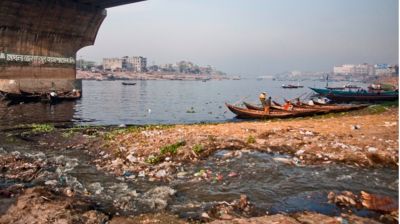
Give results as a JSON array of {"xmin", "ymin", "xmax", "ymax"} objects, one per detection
[{"xmin": 0, "ymin": 0, "xmax": 106, "ymax": 93}]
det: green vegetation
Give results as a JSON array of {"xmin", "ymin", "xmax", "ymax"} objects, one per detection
[
  {"xmin": 368, "ymin": 105, "xmax": 390, "ymax": 114},
  {"xmin": 160, "ymin": 141, "xmax": 186, "ymax": 155},
  {"xmin": 192, "ymin": 144, "xmax": 204, "ymax": 154},
  {"xmin": 367, "ymin": 101, "xmax": 398, "ymax": 114},
  {"xmin": 144, "ymin": 140, "xmax": 186, "ymax": 165},
  {"xmin": 246, "ymin": 135, "xmax": 256, "ymax": 144},
  {"xmin": 31, "ymin": 124, "xmax": 54, "ymax": 133},
  {"xmin": 62, "ymin": 130, "xmax": 75, "ymax": 138},
  {"xmin": 186, "ymin": 107, "xmax": 196, "ymax": 113},
  {"xmin": 145, "ymin": 155, "xmax": 162, "ymax": 165},
  {"xmin": 380, "ymin": 83, "xmax": 396, "ymax": 91},
  {"xmin": 103, "ymin": 128, "xmax": 126, "ymax": 141}
]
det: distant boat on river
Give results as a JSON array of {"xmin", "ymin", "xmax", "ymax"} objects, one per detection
[
  {"xmin": 122, "ymin": 82, "xmax": 136, "ymax": 86},
  {"xmin": 281, "ymin": 84, "xmax": 304, "ymax": 89}
]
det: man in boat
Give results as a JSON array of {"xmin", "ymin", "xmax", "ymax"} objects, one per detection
[
  {"xmin": 283, "ymin": 101, "xmax": 293, "ymax": 111},
  {"xmin": 259, "ymin": 92, "xmax": 271, "ymax": 113},
  {"xmin": 295, "ymin": 98, "xmax": 302, "ymax": 106}
]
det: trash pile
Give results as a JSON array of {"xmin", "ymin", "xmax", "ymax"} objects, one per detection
[
  {"xmin": 328, "ymin": 191, "xmax": 398, "ymax": 223},
  {"xmin": 203, "ymin": 194, "xmax": 254, "ymax": 221}
]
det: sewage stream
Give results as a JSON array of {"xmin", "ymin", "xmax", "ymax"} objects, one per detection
[{"xmin": 0, "ymin": 133, "xmax": 398, "ymax": 220}]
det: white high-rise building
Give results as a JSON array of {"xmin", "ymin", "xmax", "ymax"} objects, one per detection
[
  {"xmin": 333, "ymin": 64, "xmax": 374, "ymax": 76},
  {"xmin": 126, "ymin": 56, "xmax": 147, "ymax": 72}
]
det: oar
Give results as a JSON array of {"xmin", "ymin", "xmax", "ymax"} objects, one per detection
[
  {"xmin": 232, "ymin": 95, "xmax": 250, "ymax": 105},
  {"xmin": 287, "ymin": 92, "xmax": 307, "ymax": 102}
]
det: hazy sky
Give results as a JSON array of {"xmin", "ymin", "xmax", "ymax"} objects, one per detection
[{"xmin": 78, "ymin": 0, "xmax": 399, "ymax": 76}]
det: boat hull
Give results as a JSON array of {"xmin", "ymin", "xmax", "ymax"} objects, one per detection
[
  {"xmin": 326, "ymin": 93, "xmax": 398, "ymax": 102},
  {"xmin": 244, "ymin": 101, "xmax": 368, "ymax": 113},
  {"xmin": 226, "ymin": 103, "xmax": 322, "ymax": 119},
  {"xmin": 310, "ymin": 87, "xmax": 398, "ymax": 96}
]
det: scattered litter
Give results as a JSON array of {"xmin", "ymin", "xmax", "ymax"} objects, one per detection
[
  {"xmin": 126, "ymin": 154, "xmax": 137, "ymax": 163},
  {"xmin": 367, "ymin": 147, "xmax": 378, "ymax": 153},
  {"xmin": 44, "ymin": 180, "xmax": 58, "ymax": 186},
  {"xmin": 155, "ymin": 169, "xmax": 167, "ymax": 178},
  {"xmin": 89, "ymin": 182, "xmax": 104, "ymax": 195},
  {"xmin": 351, "ymin": 125, "xmax": 361, "ymax": 130},
  {"xmin": 273, "ymin": 157, "xmax": 294, "ymax": 165},
  {"xmin": 228, "ymin": 172, "xmax": 238, "ymax": 177},
  {"xmin": 177, "ymin": 172, "xmax": 187, "ymax": 179},
  {"xmin": 138, "ymin": 171, "xmax": 146, "ymax": 177},
  {"xmin": 361, "ymin": 191, "xmax": 398, "ymax": 212}
]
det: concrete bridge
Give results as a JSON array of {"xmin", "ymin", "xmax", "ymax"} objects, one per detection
[{"xmin": 0, "ymin": 0, "xmax": 144, "ymax": 94}]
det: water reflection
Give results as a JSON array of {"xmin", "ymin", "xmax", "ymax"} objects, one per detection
[{"xmin": 0, "ymin": 101, "xmax": 75, "ymax": 127}]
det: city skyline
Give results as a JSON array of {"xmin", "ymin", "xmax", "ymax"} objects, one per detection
[{"xmin": 78, "ymin": 0, "xmax": 399, "ymax": 77}]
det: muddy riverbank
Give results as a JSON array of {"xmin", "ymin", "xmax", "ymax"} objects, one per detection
[{"xmin": 0, "ymin": 106, "xmax": 398, "ymax": 223}]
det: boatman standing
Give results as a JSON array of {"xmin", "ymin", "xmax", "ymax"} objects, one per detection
[{"xmin": 259, "ymin": 92, "xmax": 271, "ymax": 113}]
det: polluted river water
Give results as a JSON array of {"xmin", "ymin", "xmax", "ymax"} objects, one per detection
[{"xmin": 0, "ymin": 127, "xmax": 397, "ymax": 222}]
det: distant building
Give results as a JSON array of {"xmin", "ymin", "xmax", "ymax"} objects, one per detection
[
  {"xmin": 103, "ymin": 58, "xmax": 123, "ymax": 71},
  {"xmin": 333, "ymin": 64, "xmax": 374, "ymax": 76},
  {"xmin": 103, "ymin": 56, "xmax": 147, "ymax": 72},
  {"xmin": 126, "ymin": 56, "xmax": 147, "ymax": 72},
  {"xmin": 374, "ymin": 64, "xmax": 395, "ymax": 76},
  {"xmin": 76, "ymin": 59, "xmax": 96, "ymax": 71}
]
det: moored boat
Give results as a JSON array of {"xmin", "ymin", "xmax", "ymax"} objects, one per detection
[
  {"xmin": 1, "ymin": 89, "xmax": 82, "ymax": 104},
  {"xmin": 310, "ymin": 87, "xmax": 398, "ymax": 102},
  {"xmin": 226, "ymin": 103, "xmax": 300, "ymax": 119},
  {"xmin": 243, "ymin": 102, "xmax": 264, "ymax": 111},
  {"xmin": 244, "ymin": 100, "xmax": 369, "ymax": 113},
  {"xmin": 325, "ymin": 93, "xmax": 398, "ymax": 102},
  {"xmin": 243, "ymin": 101, "xmax": 319, "ymax": 113},
  {"xmin": 309, "ymin": 87, "xmax": 398, "ymax": 96},
  {"xmin": 0, "ymin": 91, "xmax": 42, "ymax": 103},
  {"xmin": 47, "ymin": 90, "xmax": 82, "ymax": 104}
]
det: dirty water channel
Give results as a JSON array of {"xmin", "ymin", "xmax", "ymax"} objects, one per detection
[{"xmin": 0, "ymin": 131, "xmax": 398, "ymax": 220}]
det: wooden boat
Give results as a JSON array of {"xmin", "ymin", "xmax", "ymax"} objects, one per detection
[
  {"xmin": 122, "ymin": 82, "xmax": 136, "ymax": 86},
  {"xmin": 326, "ymin": 87, "xmax": 345, "ymax": 90},
  {"xmin": 282, "ymin": 84, "xmax": 303, "ymax": 89},
  {"xmin": 1, "ymin": 89, "xmax": 82, "ymax": 104},
  {"xmin": 270, "ymin": 101, "xmax": 325, "ymax": 114},
  {"xmin": 0, "ymin": 90, "xmax": 42, "ymax": 103},
  {"xmin": 226, "ymin": 103, "xmax": 300, "ymax": 119},
  {"xmin": 47, "ymin": 91, "xmax": 82, "ymax": 103},
  {"xmin": 282, "ymin": 99, "xmax": 369, "ymax": 112},
  {"xmin": 243, "ymin": 101, "xmax": 319, "ymax": 113},
  {"xmin": 326, "ymin": 93, "xmax": 398, "ymax": 102},
  {"xmin": 245, "ymin": 100, "xmax": 368, "ymax": 114},
  {"xmin": 243, "ymin": 101, "xmax": 264, "ymax": 111},
  {"xmin": 309, "ymin": 87, "xmax": 398, "ymax": 96}
]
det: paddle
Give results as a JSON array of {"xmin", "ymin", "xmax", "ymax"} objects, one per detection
[
  {"xmin": 286, "ymin": 92, "xmax": 307, "ymax": 103},
  {"xmin": 232, "ymin": 95, "xmax": 250, "ymax": 105}
]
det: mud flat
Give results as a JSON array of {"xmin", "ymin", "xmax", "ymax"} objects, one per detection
[{"xmin": 0, "ymin": 106, "xmax": 398, "ymax": 223}]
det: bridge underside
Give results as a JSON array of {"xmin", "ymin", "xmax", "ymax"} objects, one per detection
[{"xmin": 0, "ymin": 0, "xmax": 143, "ymax": 93}]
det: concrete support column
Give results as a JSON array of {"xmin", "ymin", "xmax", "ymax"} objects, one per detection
[{"xmin": 0, "ymin": 0, "xmax": 106, "ymax": 93}]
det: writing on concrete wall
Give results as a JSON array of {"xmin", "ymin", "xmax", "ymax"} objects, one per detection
[{"xmin": 0, "ymin": 52, "xmax": 75, "ymax": 65}]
